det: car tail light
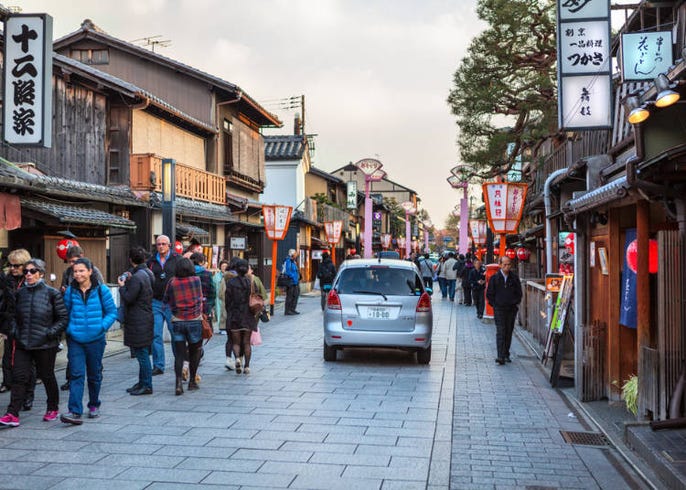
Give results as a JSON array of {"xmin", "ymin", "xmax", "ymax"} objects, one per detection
[
  {"xmin": 416, "ymin": 292, "xmax": 431, "ymax": 312},
  {"xmin": 327, "ymin": 289, "xmax": 342, "ymax": 310}
]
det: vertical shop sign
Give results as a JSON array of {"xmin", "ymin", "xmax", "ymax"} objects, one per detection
[
  {"xmin": 3, "ymin": 14, "xmax": 52, "ymax": 147},
  {"xmin": 557, "ymin": 0, "xmax": 611, "ymax": 130}
]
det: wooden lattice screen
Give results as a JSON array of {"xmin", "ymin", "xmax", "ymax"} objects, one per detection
[
  {"xmin": 657, "ymin": 230, "xmax": 686, "ymax": 420},
  {"xmin": 581, "ymin": 321, "xmax": 606, "ymax": 402}
]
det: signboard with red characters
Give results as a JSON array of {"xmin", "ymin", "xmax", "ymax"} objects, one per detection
[
  {"xmin": 482, "ymin": 182, "xmax": 528, "ymax": 234},
  {"xmin": 324, "ymin": 220, "xmax": 343, "ymax": 245},
  {"xmin": 262, "ymin": 205, "xmax": 293, "ymax": 241}
]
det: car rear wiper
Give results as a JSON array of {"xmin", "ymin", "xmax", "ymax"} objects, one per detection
[{"xmin": 352, "ymin": 290, "xmax": 388, "ymax": 300}]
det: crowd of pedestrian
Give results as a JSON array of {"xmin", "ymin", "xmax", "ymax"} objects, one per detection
[{"xmin": 0, "ymin": 236, "xmax": 273, "ymax": 428}]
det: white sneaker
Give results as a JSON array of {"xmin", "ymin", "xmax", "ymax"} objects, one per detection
[{"xmin": 224, "ymin": 357, "xmax": 235, "ymax": 371}]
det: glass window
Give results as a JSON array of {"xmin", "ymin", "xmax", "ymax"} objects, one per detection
[{"xmin": 336, "ymin": 267, "xmax": 422, "ymax": 296}]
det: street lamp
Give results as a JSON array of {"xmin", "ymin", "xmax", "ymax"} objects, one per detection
[
  {"xmin": 400, "ymin": 201, "xmax": 416, "ymax": 258},
  {"xmin": 262, "ymin": 204, "xmax": 293, "ymax": 315},
  {"xmin": 323, "ymin": 220, "xmax": 343, "ymax": 266},
  {"xmin": 162, "ymin": 158, "xmax": 176, "ymax": 242},
  {"xmin": 482, "ymin": 181, "xmax": 528, "ymax": 258},
  {"xmin": 354, "ymin": 158, "xmax": 385, "ymax": 258}
]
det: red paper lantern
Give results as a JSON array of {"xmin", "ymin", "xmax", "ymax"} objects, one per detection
[
  {"xmin": 174, "ymin": 241, "xmax": 184, "ymax": 255},
  {"xmin": 493, "ymin": 247, "xmax": 500, "ymax": 256},
  {"xmin": 56, "ymin": 238, "xmax": 80, "ymax": 260},
  {"xmin": 516, "ymin": 247, "xmax": 530, "ymax": 261},
  {"xmin": 626, "ymin": 239, "xmax": 658, "ymax": 274},
  {"xmin": 505, "ymin": 248, "xmax": 516, "ymax": 260}
]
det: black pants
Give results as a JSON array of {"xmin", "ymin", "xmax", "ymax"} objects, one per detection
[
  {"xmin": 463, "ymin": 284, "xmax": 472, "ymax": 306},
  {"xmin": 422, "ymin": 276, "xmax": 433, "ymax": 292},
  {"xmin": 472, "ymin": 288, "xmax": 485, "ymax": 318},
  {"xmin": 494, "ymin": 306, "xmax": 518, "ymax": 361},
  {"xmin": 2, "ymin": 338, "xmax": 36, "ymax": 397},
  {"xmin": 285, "ymin": 284, "xmax": 300, "ymax": 313},
  {"xmin": 7, "ymin": 346, "xmax": 58, "ymax": 416}
]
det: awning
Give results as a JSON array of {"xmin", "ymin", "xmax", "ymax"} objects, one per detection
[
  {"xmin": 311, "ymin": 236, "xmax": 330, "ymax": 248},
  {"xmin": 21, "ymin": 198, "xmax": 136, "ymax": 229},
  {"xmin": 563, "ymin": 176, "xmax": 630, "ymax": 216},
  {"xmin": 176, "ymin": 222, "xmax": 209, "ymax": 238}
]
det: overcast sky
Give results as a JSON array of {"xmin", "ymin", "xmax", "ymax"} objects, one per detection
[{"xmin": 19, "ymin": 0, "xmax": 485, "ymax": 227}]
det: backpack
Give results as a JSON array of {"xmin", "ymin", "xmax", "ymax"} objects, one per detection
[{"xmin": 318, "ymin": 262, "xmax": 336, "ymax": 284}]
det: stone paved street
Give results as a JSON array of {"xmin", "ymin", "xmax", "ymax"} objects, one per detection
[{"xmin": 0, "ymin": 292, "xmax": 649, "ymax": 489}]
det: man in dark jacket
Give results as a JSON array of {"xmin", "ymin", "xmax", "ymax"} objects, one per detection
[
  {"xmin": 486, "ymin": 257, "xmax": 522, "ymax": 365},
  {"xmin": 468, "ymin": 259, "xmax": 486, "ymax": 319},
  {"xmin": 317, "ymin": 252, "xmax": 337, "ymax": 311},
  {"xmin": 146, "ymin": 235, "xmax": 182, "ymax": 375},
  {"xmin": 119, "ymin": 247, "xmax": 154, "ymax": 396}
]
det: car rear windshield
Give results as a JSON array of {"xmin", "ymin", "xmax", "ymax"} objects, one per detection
[{"xmin": 336, "ymin": 267, "xmax": 423, "ymax": 296}]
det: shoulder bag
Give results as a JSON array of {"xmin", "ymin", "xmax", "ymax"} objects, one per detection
[
  {"xmin": 249, "ymin": 278, "xmax": 265, "ymax": 315},
  {"xmin": 201, "ymin": 313, "xmax": 213, "ymax": 342}
]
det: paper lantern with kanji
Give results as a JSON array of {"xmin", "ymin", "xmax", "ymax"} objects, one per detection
[
  {"xmin": 626, "ymin": 239, "xmax": 658, "ymax": 274},
  {"xmin": 174, "ymin": 241, "xmax": 184, "ymax": 255},
  {"xmin": 516, "ymin": 247, "xmax": 531, "ymax": 261},
  {"xmin": 56, "ymin": 238, "xmax": 80, "ymax": 260},
  {"xmin": 505, "ymin": 248, "xmax": 516, "ymax": 260}
]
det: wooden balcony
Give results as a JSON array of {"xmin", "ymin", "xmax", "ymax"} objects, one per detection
[{"xmin": 130, "ymin": 153, "xmax": 225, "ymax": 205}]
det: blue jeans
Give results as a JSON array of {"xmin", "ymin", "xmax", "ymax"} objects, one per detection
[
  {"xmin": 132, "ymin": 346, "xmax": 152, "ymax": 390},
  {"xmin": 446, "ymin": 279, "xmax": 457, "ymax": 300},
  {"xmin": 437, "ymin": 277, "xmax": 447, "ymax": 298},
  {"xmin": 152, "ymin": 299, "xmax": 173, "ymax": 371},
  {"xmin": 67, "ymin": 337, "xmax": 106, "ymax": 415}
]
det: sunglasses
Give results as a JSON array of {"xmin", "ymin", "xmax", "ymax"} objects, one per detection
[
  {"xmin": 9, "ymin": 263, "xmax": 23, "ymax": 268},
  {"xmin": 24, "ymin": 269, "xmax": 40, "ymax": 275}
]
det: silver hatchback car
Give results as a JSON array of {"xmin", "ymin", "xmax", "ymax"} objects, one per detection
[{"xmin": 323, "ymin": 258, "xmax": 433, "ymax": 364}]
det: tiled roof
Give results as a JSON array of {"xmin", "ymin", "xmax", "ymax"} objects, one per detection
[
  {"xmin": 309, "ymin": 166, "xmax": 344, "ymax": 184},
  {"xmin": 151, "ymin": 193, "xmax": 232, "ymax": 222},
  {"xmin": 0, "ymin": 157, "xmax": 145, "ymax": 207},
  {"xmin": 54, "ymin": 20, "xmax": 281, "ymax": 127},
  {"xmin": 264, "ymin": 135, "xmax": 307, "ymax": 161},
  {"xmin": 176, "ymin": 222, "xmax": 209, "ymax": 237},
  {"xmin": 21, "ymin": 198, "xmax": 136, "ymax": 229},
  {"xmin": 54, "ymin": 54, "xmax": 217, "ymax": 135}
]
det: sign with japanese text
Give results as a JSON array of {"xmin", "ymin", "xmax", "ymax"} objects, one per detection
[
  {"xmin": 381, "ymin": 234, "xmax": 392, "ymax": 249},
  {"xmin": 346, "ymin": 180, "xmax": 357, "ymax": 209},
  {"xmin": 324, "ymin": 220, "xmax": 343, "ymax": 244},
  {"xmin": 229, "ymin": 236, "xmax": 246, "ymax": 250},
  {"xmin": 469, "ymin": 219, "xmax": 488, "ymax": 246},
  {"xmin": 353, "ymin": 158, "xmax": 382, "ymax": 176},
  {"xmin": 482, "ymin": 182, "xmax": 528, "ymax": 234},
  {"xmin": 621, "ymin": 32, "xmax": 673, "ymax": 81},
  {"xmin": 556, "ymin": 0, "xmax": 611, "ymax": 130},
  {"xmin": 262, "ymin": 204, "xmax": 292, "ymax": 241},
  {"xmin": 3, "ymin": 14, "xmax": 53, "ymax": 147}
]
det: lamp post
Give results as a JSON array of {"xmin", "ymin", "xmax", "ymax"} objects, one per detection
[
  {"xmin": 448, "ymin": 165, "xmax": 472, "ymax": 255},
  {"xmin": 353, "ymin": 158, "xmax": 385, "ymax": 258},
  {"xmin": 469, "ymin": 219, "xmax": 488, "ymax": 258},
  {"xmin": 400, "ymin": 201, "xmax": 416, "ymax": 258},
  {"xmin": 482, "ymin": 181, "xmax": 528, "ymax": 258},
  {"xmin": 162, "ymin": 158, "xmax": 176, "ymax": 242},
  {"xmin": 262, "ymin": 204, "xmax": 293, "ymax": 315}
]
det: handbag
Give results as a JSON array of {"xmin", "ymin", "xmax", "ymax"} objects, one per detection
[
  {"xmin": 250, "ymin": 328, "xmax": 262, "ymax": 346},
  {"xmin": 201, "ymin": 313, "xmax": 213, "ymax": 342},
  {"xmin": 276, "ymin": 273, "xmax": 291, "ymax": 288},
  {"xmin": 259, "ymin": 309, "xmax": 270, "ymax": 322},
  {"xmin": 249, "ymin": 279, "xmax": 265, "ymax": 315}
]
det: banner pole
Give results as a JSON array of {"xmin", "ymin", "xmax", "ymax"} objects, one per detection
[{"xmin": 270, "ymin": 240, "xmax": 278, "ymax": 315}]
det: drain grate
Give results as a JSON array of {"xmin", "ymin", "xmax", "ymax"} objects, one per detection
[{"xmin": 560, "ymin": 430, "xmax": 609, "ymax": 446}]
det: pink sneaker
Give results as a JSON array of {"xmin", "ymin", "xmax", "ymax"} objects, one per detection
[
  {"xmin": 43, "ymin": 410, "xmax": 59, "ymax": 422},
  {"xmin": 0, "ymin": 413, "xmax": 19, "ymax": 427}
]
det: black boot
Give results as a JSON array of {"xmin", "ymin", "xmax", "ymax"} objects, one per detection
[
  {"xmin": 175, "ymin": 377, "xmax": 183, "ymax": 396},
  {"xmin": 126, "ymin": 383, "xmax": 142, "ymax": 393}
]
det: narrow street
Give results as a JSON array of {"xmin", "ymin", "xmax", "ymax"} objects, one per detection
[{"xmin": 0, "ymin": 293, "xmax": 652, "ymax": 489}]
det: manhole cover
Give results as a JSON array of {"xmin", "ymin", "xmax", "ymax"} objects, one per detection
[{"xmin": 560, "ymin": 430, "xmax": 608, "ymax": 446}]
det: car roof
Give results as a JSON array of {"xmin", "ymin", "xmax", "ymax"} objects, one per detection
[{"xmin": 340, "ymin": 258, "xmax": 417, "ymax": 270}]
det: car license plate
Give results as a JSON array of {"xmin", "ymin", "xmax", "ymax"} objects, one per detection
[{"xmin": 366, "ymin": 306, "xmax": 390, "ymax": 319}]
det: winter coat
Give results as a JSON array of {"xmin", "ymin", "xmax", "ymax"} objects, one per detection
[
  {"xmin": 64, "ymin": 279, "xmax": 117, "ymax": 344},
  {"xmin": 0, "ymin": 272, "xmax": 15, "ymax": 337},
  {"xmin": 469, "ymin": 265, "xmax": 486, "ymax": 291},
  {"xmin": 225, "ymin": 274, "xmax": 258, "ymax": 332},
  {"xmin": 147, "ymin": 251, "xmax": 182, "ymax": 301},
  {"xmin": 119, "ymin": 264, "xmax": 154, "ymax": 348},
  {"xmin": 283, "ymin": 257, "xmax": 299, "ymax": 285},
  {"xmin": 462, "ymin": 260, "xmax": 474, "ymax": 288},
  {"xmin": 443, "ymin": 258, "xmax": 459, "ymax": 280},
  {"xmin": 12, "ymin": 280, "xmax": 68, "ymax": 350},
  {"xmin": 317, "ymin": 258, "xmax": 337, "ymax": 286},
  {"xmin": 486, "ymin": 270, "xmax": 523, "ymax": 309}
]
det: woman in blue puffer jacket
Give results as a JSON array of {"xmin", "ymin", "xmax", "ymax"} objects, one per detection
[{"xmin": 61, "ymin": 258, "xmax": 117, "ymax": 425}]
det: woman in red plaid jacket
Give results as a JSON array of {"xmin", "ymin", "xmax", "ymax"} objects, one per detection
[{"xmin": 163, "ymin": 257, "xmax": 203, "ymax": 396}]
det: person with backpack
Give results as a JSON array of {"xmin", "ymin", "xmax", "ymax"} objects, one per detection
[
  {"xmin": 317, "ymin": 252, "xmax": 337, "ymax": 310},
  {"xmin": 61, "ymin": 258, "xmax": 117, "ymax": 425},
  {"xmin": 118, "ymin": 247, "xmax": 155, "ymax": 396},
  {"xmin": 418, "ymin": 253, "xmax": 434, "ymax": 292}
]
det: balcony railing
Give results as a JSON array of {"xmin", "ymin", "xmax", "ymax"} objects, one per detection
[{"xmin": 130, "ymin": 153, "xmax": 225, "ymax": 205}]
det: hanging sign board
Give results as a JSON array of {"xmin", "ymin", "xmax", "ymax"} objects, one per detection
[
  {"xmin": 469, "ymin": 219, "xmax": 488, "ymax": 246},
  {"xmin": 230, "ymin": 236, "xmax": 246, "ymax": 250},
  {"xmin": 556, "ymin": 0, "xmax": 612, "ymax": 130},
  {"xmin": 354, "ymin": 158, "xmax": 382, "ymax": 176},
  {"xmin": 346, "ymin": 180, "xmax": 357, "ymax": 209},
  {"xmin": 621, "ymin": 31, "xmax": 673, "ymax": 81},
  {"xmin": 482, "ymin": 182, "xmax": 528, "ymax": 234},
  {"xmin": 262, "ymin": 205, "xmax": 292, "ymax": 241},
  {"xmin": 3, "ymin": 14, "xmax": 53, "ymax": 147}
]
